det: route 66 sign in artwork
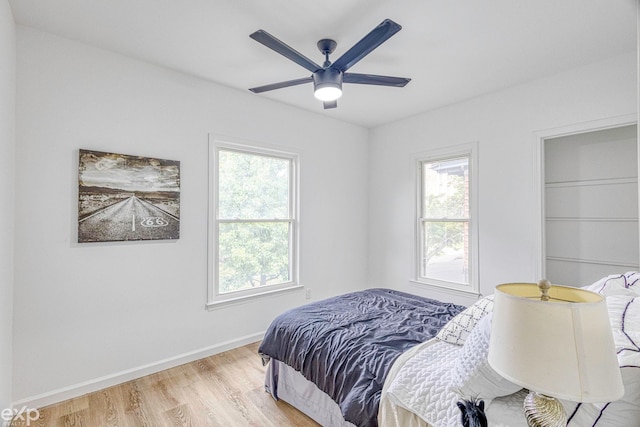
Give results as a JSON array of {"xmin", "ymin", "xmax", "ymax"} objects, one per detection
[{"xmin": 78, "ymin": 149, "xmax": 180, "ymax": 243}]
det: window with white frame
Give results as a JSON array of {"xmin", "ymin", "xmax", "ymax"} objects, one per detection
[
  {"xmin": 208, "ymin": 138, "xmax": 300, "ymax": 307},
  {"xmin": 416, "ymin": 144, "xmax": 478, "ymax": 294}
]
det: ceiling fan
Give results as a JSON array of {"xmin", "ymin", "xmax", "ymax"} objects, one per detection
[{"xmin": 248, "ymin": 19, "xmax": 411, "ymax": 109}]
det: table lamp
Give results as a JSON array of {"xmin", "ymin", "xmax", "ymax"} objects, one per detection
[{"xmin": 488, "ymin": 281, "xmax": 624, "ymax": 427}]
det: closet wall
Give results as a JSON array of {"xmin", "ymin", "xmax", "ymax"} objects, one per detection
[{"xmin": 544, "ymin": 124, "xmax": 639, "ymax": 286}]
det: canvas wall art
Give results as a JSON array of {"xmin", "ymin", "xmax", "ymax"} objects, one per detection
[{"xmin": 78, "ymin": 149, "xmax": 180, "ymax": 243}]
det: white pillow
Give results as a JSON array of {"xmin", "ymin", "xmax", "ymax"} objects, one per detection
[
  {"xmin": 582, "ymin": 271, "xmax": 640, "ymax": 297},
  {"xmin": 562, "ymin": 295, "xmax": 640, "ymax": 426},
  {"xmin": 452, "ymin": 314, "xmax": 522, "ymax": 400},
  {"xmin": 436, "ymin": 295, "xmax": 494, "ymax": 345}
]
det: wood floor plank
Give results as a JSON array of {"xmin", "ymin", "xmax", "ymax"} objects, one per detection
[
  {"xmin": 31, "ymin": 405, "xmax": 57, "ymax": 427},
  {"xmin": 60, "ymin": 408, "xmax": 89, "ymax": 427},
  {"xmin": 163, "ymin": 403, "xmax": 193, "ymax": 427},
  {"xmin": 19, "ymin": 342, "xmax": 320, "ymax": 427},
  {"xmin": 178, "ymin": 382, "xmax": 226, "ymax": 427},
  {"xmin": 87, "ymin": 388, "xmax": 121, "ymax": 427},
  {"xmin": 139, "ymin": 371, "xmax": 183, "ymax": 415},
  {"xmin": 245, "ymin": 385, "xmax": 321, "ymax": 426}
]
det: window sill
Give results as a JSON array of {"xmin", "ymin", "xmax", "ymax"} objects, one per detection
[{"xmin": 206, "ymin": 284, "xmax": 304, "ymax": 310}]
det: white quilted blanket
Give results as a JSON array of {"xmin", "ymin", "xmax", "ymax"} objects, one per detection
[
  {"xmin": 384, "ymin": 339, "xmax": 528, "ymax": 427},
  {"xmin": 385, "ymin": 339, "xmax": 465, "ymax": 426}
]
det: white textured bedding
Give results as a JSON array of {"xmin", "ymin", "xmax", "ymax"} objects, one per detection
[
  {"xmin": 382, "ymin": 339, "xmax": 464, "ymax": 426},
  {"xmin": 381, "ymin": 338, "xmax": 528, "ymax": 427}
]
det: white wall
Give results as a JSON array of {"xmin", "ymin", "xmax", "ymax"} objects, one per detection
[
  {"xmin": 368, "ymin": 52, "xmax": 638, "ymax": 307},
  {"xmin": 0, "ymin": 0, "xmax": 15, "ymax": 415},
  {"xmin": 13, "ymin": 27, "xmax": 369, "ymax": 405}
]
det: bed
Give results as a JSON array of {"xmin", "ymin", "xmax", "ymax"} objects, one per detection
[{"xmin": 258, "ymin": 274, "xmax": 640, "ymax": 427}]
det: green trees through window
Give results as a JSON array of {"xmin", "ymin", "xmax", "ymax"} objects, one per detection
[{"xmin": 216, "ymin": 149, "xmax": 295, "ymax": 294}]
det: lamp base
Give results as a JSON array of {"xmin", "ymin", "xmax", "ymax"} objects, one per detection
[{"xmin": 523, "ymin": 391, "xmax": 567, "ymax": 427}]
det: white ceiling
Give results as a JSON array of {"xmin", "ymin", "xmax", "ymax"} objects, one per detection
[{"xmin": 8, "ymin": 0, "xmax": 638, "ymax": 128}]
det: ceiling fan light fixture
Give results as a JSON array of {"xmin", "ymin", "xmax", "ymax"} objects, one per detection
[
  {"xmin": 314, "ymin": 85, "xmax": 342, "ymax": 102},
  {"xmin": 313, "ymin": 69, "xmax": 343, "ymax": 102}
]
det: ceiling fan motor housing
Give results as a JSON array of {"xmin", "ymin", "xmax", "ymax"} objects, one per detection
[{"xmin": 313, "ymin": 68, "xmax": 343, "ymax": 101}]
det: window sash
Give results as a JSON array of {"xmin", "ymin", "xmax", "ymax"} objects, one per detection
[
  {"xmin": 414, "ymin": 144, "xmax": 478, "ymax": 294},
  {"xmin": 216, "ymin": 147, "xmax": 295, "ymax": 221},
  {"xmin": 208, "ymin": 137, "xmax": 300, "ymax": 307}
]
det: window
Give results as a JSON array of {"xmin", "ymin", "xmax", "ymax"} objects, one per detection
[
  {"xmin": 208, "ymin": 137, "xmax": 300, "ymax": 307},
  {"xmin": 415, "ymin": 143, "xmax": 478, "ymax": 294}
]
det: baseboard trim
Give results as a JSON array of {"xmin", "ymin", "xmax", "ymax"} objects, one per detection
[{"xmin": 13, "ymin": 331, "xmax": 265, "ymax": 410}]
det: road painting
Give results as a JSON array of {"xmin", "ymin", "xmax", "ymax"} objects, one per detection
[
  {"xmin": 79, "ymin": 196, "xmax": 179, "ymax": 242},
  {"xmin": 78, "ymin": 149, "xmax": 180, "ymax": 243}
]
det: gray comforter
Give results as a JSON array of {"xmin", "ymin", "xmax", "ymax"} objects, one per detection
[{"xmin": 258, "ymin": 288, "xmax": 464, "ymax": 427}]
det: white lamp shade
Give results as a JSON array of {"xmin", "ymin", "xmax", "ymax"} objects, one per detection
[{"xmin": 488, "ymin": 283, "xmax": 624, "ymax": 403}]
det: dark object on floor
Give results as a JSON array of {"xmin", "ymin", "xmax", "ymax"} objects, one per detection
[{"xmin": 457, "ymin": 398, "xmax": 488, "ymax": 427}]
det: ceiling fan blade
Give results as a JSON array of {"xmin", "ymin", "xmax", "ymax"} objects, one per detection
[
  {"xmin": 343, "ymin": 73, "xmax": 411, "ymax": 87},
  {"xmin": 331, "ymin": 19, "xmax": 402, "ymax": 72},
  {"xmin": 323, "ymin": 100, "xmax": 337, "ymax": 109},
  {"xmin": 250, "ymin": 30, "xmax": 322, "ymax": 73},
  {"xmin": 249, "ymin": 77, "xmax": 313, "ymax": 93}
]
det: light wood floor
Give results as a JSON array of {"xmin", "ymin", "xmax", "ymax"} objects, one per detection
[{"xmin": 18, "ymin": 342, "xmax": 321, "ymax": 427}]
